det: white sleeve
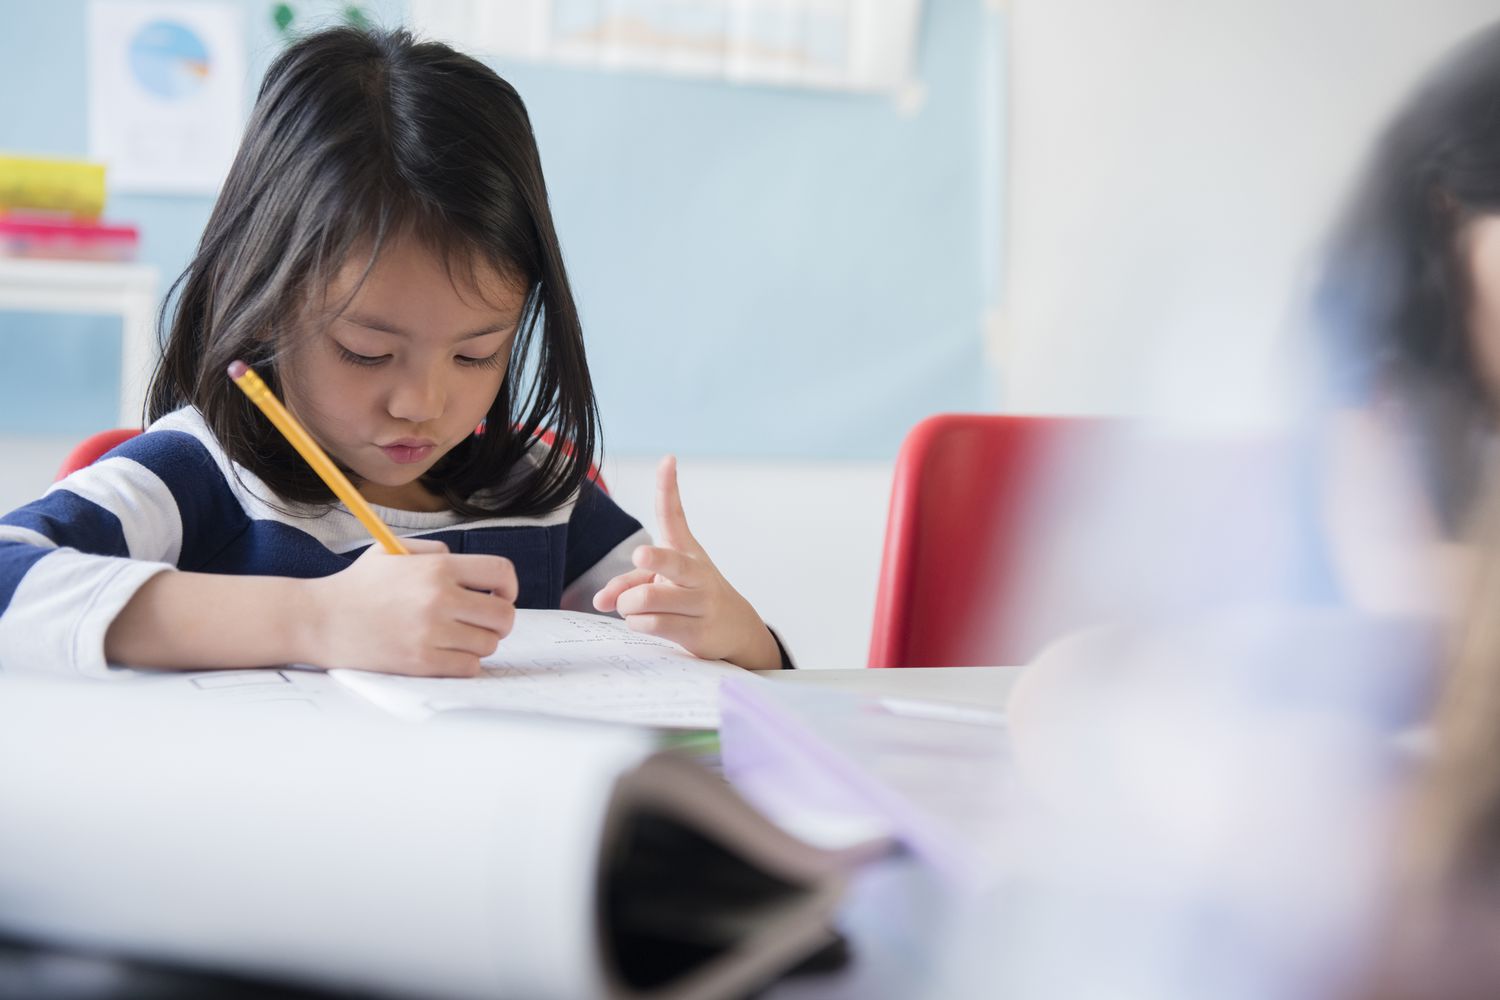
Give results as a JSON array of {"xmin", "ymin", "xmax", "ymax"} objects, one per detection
[{"xmin": 0, "ymin": 453, "xmax": 187, "ymax": 679}]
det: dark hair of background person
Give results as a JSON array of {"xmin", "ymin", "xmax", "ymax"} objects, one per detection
[
  {"xmin": 1313, "ymin": 20, "xmax": 1500, "ymax": 534},
  {"xmin": 147, "ymin": 26, "xmax": 599, "ymax": 518}
]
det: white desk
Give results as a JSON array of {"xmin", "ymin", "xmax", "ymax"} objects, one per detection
[
  {"xmin": 759, "ymin": 664, "xmax": 1021, "ymax": 713},
  {"xmin": 0, "ymin": 258, "xmax": 160, "ymax": 426}
]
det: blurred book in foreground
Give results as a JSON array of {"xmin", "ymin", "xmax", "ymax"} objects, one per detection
[{"xmin": 0, "ymin": 677, "xmax": 889, "ymax": 1000}]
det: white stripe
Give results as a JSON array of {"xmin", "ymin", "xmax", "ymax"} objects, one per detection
[
  {"xmin": 560, "ymin": 528, "xmax": 652, "ymax": 613},
  {"xmin": 0, "ymin": 526, "xmax": 58, "ymax": 550},
  {"xmin": 0, "ymin": 550, "xmax": 172, "ymax": 678},
  {"xmin": 153, "ymin": 408, "xmax": 575, "ymax": 555},
  {"xmin": 48, "ymin": 456, "xmax": 183, "ymax": 565}
]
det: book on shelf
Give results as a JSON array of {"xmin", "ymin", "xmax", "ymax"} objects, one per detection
[
  {"xmin": 0, "ymin": 153, "xmax": 107, "ymax": 219},
  {"xmin": 0, "ymin": 673, "xmax": 889, "ymax": 1000},
  {"xmin": 0, "ymin": 211, "xmax": 140, "ymax": 262}
]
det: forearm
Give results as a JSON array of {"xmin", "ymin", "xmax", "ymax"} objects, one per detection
[{"xmin": 104, "ymin": 571, "xmax": 325, "ymax": 670}]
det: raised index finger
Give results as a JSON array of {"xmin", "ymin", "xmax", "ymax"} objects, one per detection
[{"xmin": 655, "ymin": 455, "xmax": 700, "ymax": 554}]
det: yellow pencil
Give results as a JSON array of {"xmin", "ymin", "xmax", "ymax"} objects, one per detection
[{"xmin": 228, "ymin": 360, "xmax": 410, "ymax": 555}]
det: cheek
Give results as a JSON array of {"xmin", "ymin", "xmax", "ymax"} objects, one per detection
[
  {"xmin": 460, "ymin": 369, "xmax": 506, "ymax": 419},
  {"xmin": 1473, "ymin": 282, "xmax": 1500, "ymax": 392},
  {"xmin": 1464, "ymin": 216, "xmax": 1500, "ymax": 396},
  {"xmin": 279, "ymin": 351, "xmax": 374, "ymax": 432}
]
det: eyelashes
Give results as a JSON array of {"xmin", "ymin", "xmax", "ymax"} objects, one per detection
[
  {"xmin": 335, "ymin": 345, "xmax": 505, "ymax": 370},
  {"xmin": 456, "ymin": 352, "xmax": 505, "ymax": 371},
  {"xmin": 336, "ymin": 346, "xmax": 387, "ymax": 367}
]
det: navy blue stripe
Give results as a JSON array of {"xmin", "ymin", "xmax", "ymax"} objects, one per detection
[
  {"xmin": 407, "ymin": 525, "xmax": 566, "ymax": 608},
  {"xmin": 0, "ymin": 543, "xmax": 55, "ymax": 615},
  {"xmin": 200, "ymin": 519, "xmax": 355, "ymax": 579},
  {"xmin": 564, "ymin": 480, "xmax": 643, "ymax": 587},
  {"xmin": 111, "ymin": 430, "xmax": 251, "ymax": 571},
  {"xmin": 1, "ymin": 492, "xmax": 129, "ymax": 558}
]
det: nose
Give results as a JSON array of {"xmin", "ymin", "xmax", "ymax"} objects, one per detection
[{"xmin": 386, "ymin": 363, "xmax": 445, "ymax": 424}]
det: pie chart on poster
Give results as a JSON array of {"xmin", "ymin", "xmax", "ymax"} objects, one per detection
[{"xmin": 128, "ymin": 20, "xmax": 211, "ymax": 101}]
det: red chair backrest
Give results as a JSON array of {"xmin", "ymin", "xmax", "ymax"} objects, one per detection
[
  {"xmin": 868, "ymin": 414, "xmax": 1102, "ymax": 669},
  {"xmin": 57, "ymin": 426, "xmax": 607, "ymax": 494},
  {"xmin": 54, "ymin": 428, "xmax": 142, "ymax": 481}
]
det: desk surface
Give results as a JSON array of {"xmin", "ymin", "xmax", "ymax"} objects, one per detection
[{"xmin": 759, "ymin": 665, "xmax": 1022, "ymax": 714}]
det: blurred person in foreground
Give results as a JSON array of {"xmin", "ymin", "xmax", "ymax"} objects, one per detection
[
  {"xmin": 978, "ymin": 22, "xmax": 1500, "ymax": 1000},
  {"xmin": 1315, "ymin": 19, "xmax": 1500, "ymax": 619}
]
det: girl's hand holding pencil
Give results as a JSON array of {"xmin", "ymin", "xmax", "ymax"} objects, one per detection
[
  {"xmin": 230, "ymin": 360, "xmax": 518, "ymax": 676},
  {"xmin": 306, "ymin": 538, "xmax": 518, "ymax": 676}
]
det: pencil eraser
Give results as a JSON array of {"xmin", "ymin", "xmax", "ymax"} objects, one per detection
[{"xmin": 227, "ymin": 360, "xmax": 248, "ymax": 380}]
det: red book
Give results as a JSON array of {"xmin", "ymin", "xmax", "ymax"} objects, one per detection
[{"xmin": 0, "ymin": 212, "xmax": 140, "ymax": 262}]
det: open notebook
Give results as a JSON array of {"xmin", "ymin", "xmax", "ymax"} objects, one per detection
[
  {"xmin": 120, "ymin": 610, "xmax": 745, "ymax": 730},
  {"xmin": 331, "ymin": 609, "xmax": 745, "ymax": 729},
  {"xmin": 0, "ymin": 677, "xmax": 887, "ymax": 1000}
]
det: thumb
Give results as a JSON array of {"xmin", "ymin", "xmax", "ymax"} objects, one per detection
[
  {"xmin": 655, "ymin": 455, "xmax": 700, "ymax": 553},
  {"xmin": 401, "ymin": 537, "xmax": 450, "ymax": 555}
]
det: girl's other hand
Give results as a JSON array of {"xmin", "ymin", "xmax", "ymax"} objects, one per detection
[
  {"xmin": 593, "ymin": 456, "xmax": 782, "ymax": 671},
  {"xmin": 308, "ymin": 538, "xmax": 517, "ymax": 676}
]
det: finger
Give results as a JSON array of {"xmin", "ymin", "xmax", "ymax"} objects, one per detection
[
  {"xmin": 616, "ymin": 582, "xmax": 702, "ymax": 619},
  {"xmin": 593, "ymin": 568, "xmax": 655, "ymax": 612},
  {"xmin": 448, "ymin": 555, "xmax": 519, "ymax": 600},
  {"xmin": 402, "ymin": 538, "xmax": 450, "ymax": 554},
  {"xmin": 632, "ymin": 545, "xmax": 706, "ymax": 588},
  {"xmin": 452, "ymin": 590, "xmax": 516, "ymax": 638},
  {"xmin": 437, "ymin": 620, "xmax": 505, "ymax": 658},
  {"xmin": 655, "ymin": 455, "xmax": 700, "ymax": 554},
  {"xmin": 623, "ymin": 612, "xmax": 704, "ymax": 651},
  {"xmin": 415, "ymin": 650, "xmax": 483, "ymax": 678}
]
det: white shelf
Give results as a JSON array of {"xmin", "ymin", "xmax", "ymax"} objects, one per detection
[{"xmin": 0, "ymin": 257, "xmax": 161, "ymax": 426}]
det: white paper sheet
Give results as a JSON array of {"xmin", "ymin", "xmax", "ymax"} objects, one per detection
[
  {"xmin": 411, "ymin": 0, "xmax": 924, "ymax": 94},
  {"xmin": 87, "ymin": 0, "xmax": 245, "ymax": 194},
  {"xmin": 331, "ymin": 610, "xmax": 746, "ymax": 729}
]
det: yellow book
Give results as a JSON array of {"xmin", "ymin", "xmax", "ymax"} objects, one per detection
[{"xmin": 0, "ymin": 153, "xmax": 107, "ymax": 219}]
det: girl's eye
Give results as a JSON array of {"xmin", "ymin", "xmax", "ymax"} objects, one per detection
[
  {"xmin": 456, "ymin": 352, "xmax": 505, "ymax": 371},
  {"xmin": 336, "ymin": 346, "xmax": 390, "ymax": 367}
]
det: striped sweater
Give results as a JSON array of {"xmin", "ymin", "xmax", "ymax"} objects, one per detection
[{"xmin": 0, "ymin": 408, "xmax": 647, "ymax": 678}]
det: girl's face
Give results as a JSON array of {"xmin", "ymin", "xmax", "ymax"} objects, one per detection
[
  {"xmin": 280, "ymin": 233, "xmax": 524, "ymax": 511},
  {"xmin": 1463, "ymin": 213, "xmax": 1500, "ymax": 401}
]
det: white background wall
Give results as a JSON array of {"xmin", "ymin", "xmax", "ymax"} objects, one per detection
[{"xmin": 1000, "ymin": 0, "xmax": 1500, "ymax": 425}]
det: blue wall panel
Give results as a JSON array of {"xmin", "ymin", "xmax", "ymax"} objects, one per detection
[{"xmin": 0, "ymin": 0, "xmax": 1000, "ymax": 457}]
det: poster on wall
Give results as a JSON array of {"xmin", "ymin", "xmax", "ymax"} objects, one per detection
[
  {"xmin": 87, "ymin": 0, "xmax": 246, "ymax": 195},
  {"xmin": 411, "ymin": 0, "xmax": 924, "ymax": 95}
]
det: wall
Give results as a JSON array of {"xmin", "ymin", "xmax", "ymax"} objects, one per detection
[
  {"xmin": 0, "ymin": 0, "xmax": 1005, "ymax": 666},
  {"xmin": 1001, "ymin": 0, "xmax": 1500, "ymax": 427},
  {"xmin": 0, "ymin": 0, "xmax": 1002, "ymax": 456}
]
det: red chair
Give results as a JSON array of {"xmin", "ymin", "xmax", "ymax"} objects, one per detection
[
  {"xmin": 56, "ymin": 426, "xmax": 608, "ymax": 492},
  {"xmin": 868, "ymin": 414, "xmax": 1104, "ymax": 669},
  {"xmin": 868, "ymin": 414, "xmax": 1312, "ymax": 669},
  {"xmin": 54, "ymin": 428, "xmax": 142, "ymax": 481}
]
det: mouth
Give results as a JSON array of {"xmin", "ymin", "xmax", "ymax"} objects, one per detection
[{"xmin": 379, "ymin": 438, "xmax": 437, "ymax": 465}]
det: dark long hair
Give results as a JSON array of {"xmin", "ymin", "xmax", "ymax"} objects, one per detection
[
  {"xmin": 147, "ymin": 26, "xmax": 598, "ymax": 517},
  {"xmin": 1313, "ymin": 20, "xmax": 1500, "ymax": 531}
]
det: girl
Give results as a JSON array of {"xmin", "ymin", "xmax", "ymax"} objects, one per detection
[
  {"xmin": 1314, "ymin": 19, "xmax": 1500, "ymax": 618},
  {"xmin": 0, "ymin": 26, "xmax": 787, "ymax": 678}
]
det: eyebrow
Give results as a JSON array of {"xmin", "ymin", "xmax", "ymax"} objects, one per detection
[{"xmin": 340, "ymin": 313, "xmax": 516, "ymax": 342}]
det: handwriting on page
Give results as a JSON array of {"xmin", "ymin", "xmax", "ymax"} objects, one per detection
[{"xmin": 334, "ymin": 611, "xmax": 746, "ymax": 729}]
